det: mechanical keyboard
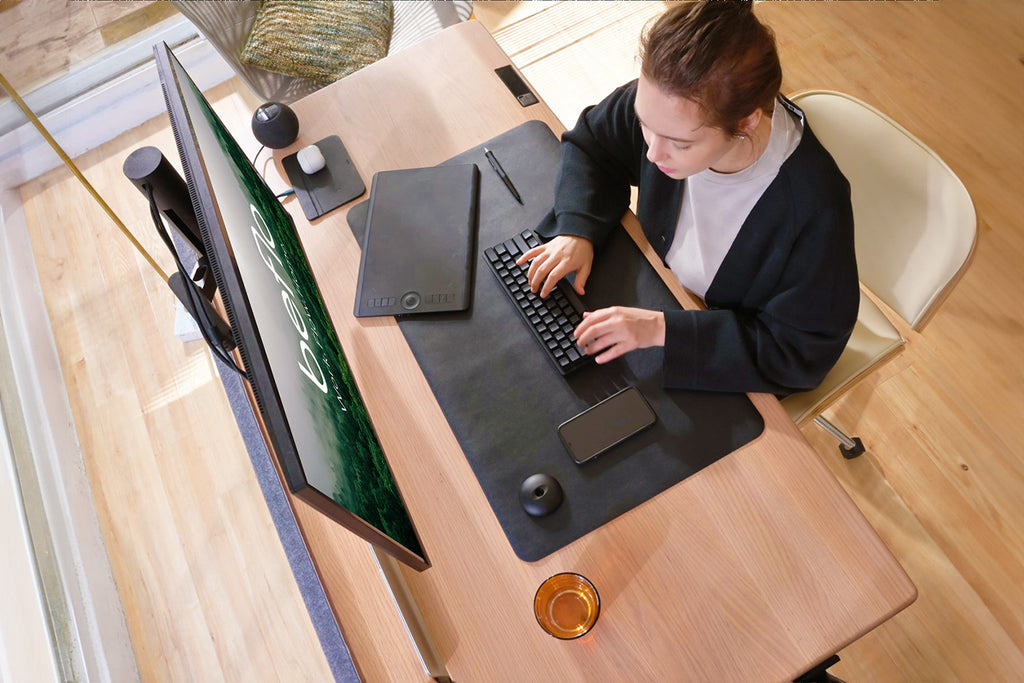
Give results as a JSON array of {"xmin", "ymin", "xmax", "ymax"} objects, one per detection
[{"xmin": 483, "ymin": 230, "xmax": 593, "ymax": 375}]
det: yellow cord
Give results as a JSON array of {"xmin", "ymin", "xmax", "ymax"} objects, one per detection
[{"xmin": 0, "ymin": 70, "xmax": 169, "ymax": 282}]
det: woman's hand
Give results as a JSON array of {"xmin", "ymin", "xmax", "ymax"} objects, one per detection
[
  {"xmin": 574, "ymin": 306, "xmax": 666, "ymax": 364},
  {"xmin": 516, "ymin": 235, "xmax": 594, "ymax": 298}
]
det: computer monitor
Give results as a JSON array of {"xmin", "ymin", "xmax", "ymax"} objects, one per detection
[{"xmin": 154, "ymin": 42, "xmax": 428, "ymax": 570}]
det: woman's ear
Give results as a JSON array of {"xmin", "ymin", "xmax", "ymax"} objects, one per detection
[{"xmin": 736, "ymin": 108, "xmax": 763, "ymax": 137}]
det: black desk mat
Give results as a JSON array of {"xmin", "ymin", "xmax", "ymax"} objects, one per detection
[{"xmin": 346, "ymin": 121, "xmax": 764, "ymax": 561}]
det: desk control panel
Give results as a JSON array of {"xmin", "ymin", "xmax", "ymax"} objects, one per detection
[
  {"xmin": 495, "ymin": 65, "xmax": 539, "ymax": 107},
  {"xmin": 484, "ymin": 230, "xmax": 593, "ymax": 375}
]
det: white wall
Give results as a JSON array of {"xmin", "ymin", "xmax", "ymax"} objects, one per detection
[{"xmin": 0, "ymin": 391, "xmax": 61, "ymax": 683}]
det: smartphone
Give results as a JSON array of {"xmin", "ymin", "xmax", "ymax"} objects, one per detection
[{"xmin": 558, "ymin": 387, "xmax": 657, "ymax": 464}]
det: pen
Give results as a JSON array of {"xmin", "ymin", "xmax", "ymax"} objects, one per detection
[{"xmin": 483, "ymin": 147, "xmax": 523, "ymax": 204}]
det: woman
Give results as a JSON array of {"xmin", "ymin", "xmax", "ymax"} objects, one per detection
[{"xmin": 519, "ymin": 1, "xmax": 858, "ymax": 396}]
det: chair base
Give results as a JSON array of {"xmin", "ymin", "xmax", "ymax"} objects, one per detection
[{"xmin": 813, "ymin": 416, "xmax": 866, "ymax": 458}]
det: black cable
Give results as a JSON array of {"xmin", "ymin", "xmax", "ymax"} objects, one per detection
[
  {"xmin": 251, "ymin": 144, "xmax": 266, "ymax": 167},
  {"xmin": 144, "ymin": 183, "xmax": 246, "ymax": 377},
  {"xmin": 251, "ymin": 144, "xmax": 295, "ymax": 201}
]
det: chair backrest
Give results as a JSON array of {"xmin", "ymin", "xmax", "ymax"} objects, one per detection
[{"xmin": 791, "ymin": 91, "xmax": 977, "ymax": 329}]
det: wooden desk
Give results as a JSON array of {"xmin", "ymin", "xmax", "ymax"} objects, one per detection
[{"xmin": 272, "ymin": 21, "xmax": 915, "ymax": 682}]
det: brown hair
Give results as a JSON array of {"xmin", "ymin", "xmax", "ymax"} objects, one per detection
[{"xmin": 639, "ymin": 1, "xmax": 782, "ymax": 136}]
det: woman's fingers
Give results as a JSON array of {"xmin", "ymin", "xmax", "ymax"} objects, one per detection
[
  {"xmin": 516, "ymin": 235, "xmax": 595, "ymax": 297},
  {"xmin": 574, "ymin": 307, "xmax": 666, "ymax": 363}
]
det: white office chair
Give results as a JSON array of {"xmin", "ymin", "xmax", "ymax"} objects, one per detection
[{"xmin": 782, "ymin": 91, "xmax": 977, "ymax": 457}]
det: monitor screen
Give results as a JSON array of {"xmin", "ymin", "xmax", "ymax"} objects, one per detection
[{"xmin": 154, "ymin": 43, "xmax": 427, "ymax": 570}]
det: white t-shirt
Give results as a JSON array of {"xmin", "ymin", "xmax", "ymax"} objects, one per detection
[{"xmin": 665, "ymin": 97, "xmax": 804, "ymax": 299}]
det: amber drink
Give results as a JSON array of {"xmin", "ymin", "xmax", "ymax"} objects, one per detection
[{"xmin": 534, "ymin": 573, "xmax": 600, "ymax": 639}]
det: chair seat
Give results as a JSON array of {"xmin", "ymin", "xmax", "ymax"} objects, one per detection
[{"xmin": 782, "ymin": 291, "xmax": 905, "ymax": 426}]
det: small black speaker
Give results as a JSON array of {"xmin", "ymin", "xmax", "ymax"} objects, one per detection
[{"xmin": 251, "ymin": 101, "xmax": 299, "ymax": 148}]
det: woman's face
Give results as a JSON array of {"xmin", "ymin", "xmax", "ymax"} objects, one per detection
[{"xmin": 635, "ymin": 74, "xmax": 748, "ymax": 178}]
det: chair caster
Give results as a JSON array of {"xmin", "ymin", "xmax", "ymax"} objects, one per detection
[{"xmin": 840, "ymin": 437, "xmax": 865, "ymax": 459}]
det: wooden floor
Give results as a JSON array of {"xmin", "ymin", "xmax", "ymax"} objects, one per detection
[{"xmin": 15, "ymin": 1, "xmax": 1024, "ymax": 680}]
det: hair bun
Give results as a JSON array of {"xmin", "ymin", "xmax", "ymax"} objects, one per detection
[{"xmin": 640, "ymin": 0, "xmax": 781, "ymax": 135}]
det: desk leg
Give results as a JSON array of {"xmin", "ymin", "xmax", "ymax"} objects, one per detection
[
  {"xmin": 794, "ymin": 654, "xmax": 845, "ymax": 683},
  {"xmin": 374, "ymin": 549, "xmax": 452, "ymax": 682}
]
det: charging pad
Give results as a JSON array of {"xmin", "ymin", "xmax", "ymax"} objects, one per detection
[{"xmin": 282, "ymin": 135, "xmax": 365, "ymax": 220}]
